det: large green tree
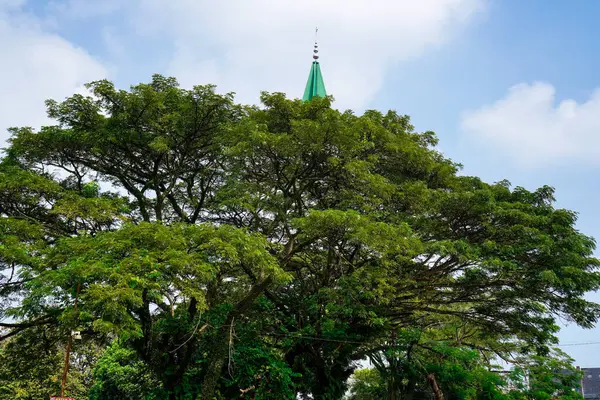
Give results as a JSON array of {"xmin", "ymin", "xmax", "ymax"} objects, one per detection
[{"xmin": 1, "ymin": 75, "xmax": 599, "ymax": 398}]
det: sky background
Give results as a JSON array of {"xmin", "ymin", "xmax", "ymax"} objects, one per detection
[{"xmin": 2, "ymin": 0, "xmax": 600, "ymax": 366}]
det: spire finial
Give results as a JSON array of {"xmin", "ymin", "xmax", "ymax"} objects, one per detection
[
  {"xmin": 303, "ymin": 27, "xmax": 326, "ymax": 101},
  {"xmin": 313, "ymin": 27, "xmax": 319, "ymax": 61}
]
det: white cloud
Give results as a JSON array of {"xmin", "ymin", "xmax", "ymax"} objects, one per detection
[
  {"xmin": 461, "ymin": 82, "xmax": 600, "ymax": 167},
  {"xmin": 133, "ymin": 0, "xmax": 486, "ymax": 109},
  {"xmin": 0, "ymin": 2, "xmax": 108, "ymax": 146}
]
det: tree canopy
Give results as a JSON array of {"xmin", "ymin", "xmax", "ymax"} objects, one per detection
[{"xmin": 1, "ymin": 75, "xmax": 598, "ymax": 399}]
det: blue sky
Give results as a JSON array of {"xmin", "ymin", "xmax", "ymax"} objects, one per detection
[
  {"xmin": 383, "ymin": 0, "xmax": 600, "ymax": 366},
  {"xmin": 1, "ymin": 0, "xmax": 600, "ymax": 366}
]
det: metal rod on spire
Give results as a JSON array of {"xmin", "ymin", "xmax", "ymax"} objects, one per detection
[{"xmin": 313, "ymin": 27, "xmax": 319, "ymax": 61}]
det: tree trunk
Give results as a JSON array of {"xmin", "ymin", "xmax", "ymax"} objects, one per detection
[
  {"xmin": 426, "ymin": 374, "xmax": 444, "ymax": 400},
  {"xmin": 199, "ymin": 277, "xmax": 273, "ymax": 399},
  {"xmin": 200, "ymin": 329, "xmax": 230, "ymax": 400}
]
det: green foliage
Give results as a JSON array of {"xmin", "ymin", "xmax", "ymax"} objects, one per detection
[
  {"xmin": 506, "ymin": 350, "xmax": 584, "ymax": 400},
  {"xmin": 0, "ymin": 327, "xmax": 101, "ymax": 399},
  {"xmin": 0, "ymin": 328, "xmax": 62, "ymax": 399},
  {"xmin": 1, "ymin": 75, "xmax": 599, "ymax": 398},
  {"xmin": 88, "ymin": 341, "xmax": 160, "ymax": 400},
  {"xmin": 219, "ymin": 324, "xmax": 301, "ymax": 399},
  {"xmin": 422, "ymin": 343, "xmax": 507, "ymax": 399},
  {"xmin": 346, "ymin": 368, "xmax": 386, "ymax": 400},
  {"xmin": 347, "ymin": 347, "xmax": 583, "ymax": 400}
]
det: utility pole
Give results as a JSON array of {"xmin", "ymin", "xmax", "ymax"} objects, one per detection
[
  {"xmin": 60, "ymin": 282, "xmax": 81, "ymax": 397},
  {"xmin": 387, "ymin": 329, "xmax": 398, "ymax": 400}
]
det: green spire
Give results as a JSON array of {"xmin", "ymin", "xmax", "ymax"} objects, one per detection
[{"xmin": 303, "ymin": 40, "xmax": 326, "ymax": 101}]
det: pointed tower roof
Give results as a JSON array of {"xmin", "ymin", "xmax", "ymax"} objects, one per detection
[{"xmin": 302, "ymin": 36, "xmax": 326, "ymax": 101}]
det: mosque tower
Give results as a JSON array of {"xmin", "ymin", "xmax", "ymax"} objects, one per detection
[{"xmin": 302, "ymin": 31, "xmax": 327, "ymax": 101}]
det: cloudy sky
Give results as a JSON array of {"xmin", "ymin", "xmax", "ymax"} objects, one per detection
[{"xmin": 2, "ymin": 0, "xmax": 600, "ymax": 366}]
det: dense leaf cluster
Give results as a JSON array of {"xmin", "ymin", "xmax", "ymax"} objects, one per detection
[{"xmin": 0, "ymin": 75, "xmax": 598, "ymax": 398}]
